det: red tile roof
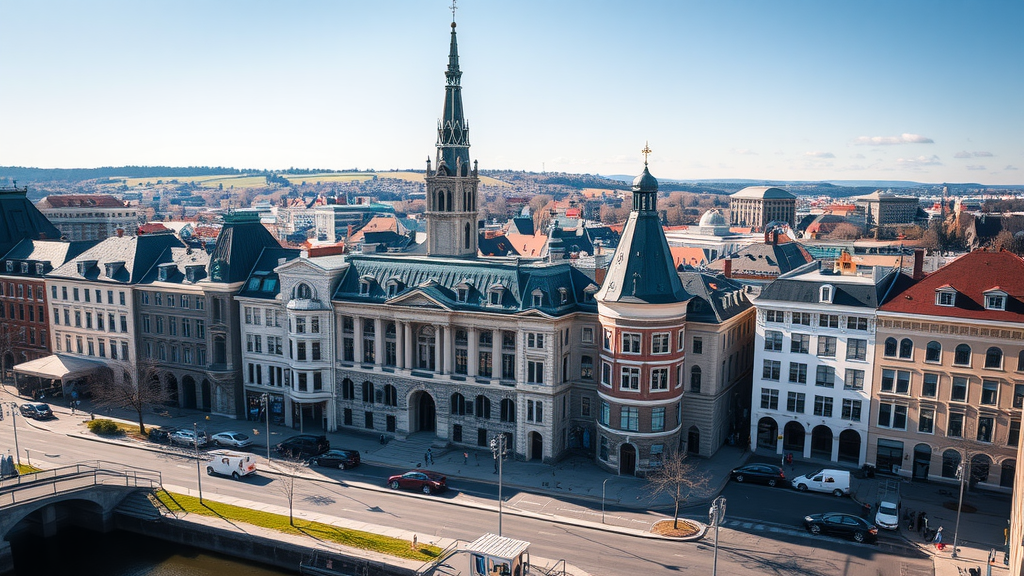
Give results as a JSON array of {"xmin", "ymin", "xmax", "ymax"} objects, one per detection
[
  {"xmin": 41, "ymin": 194, "xmax": 127, "ymax": 208},
  {"xmin": 878, "ymin": 250, "xmax": 1024, "ymax": 323},
  {"xmin": 137, "ymin": 223, "xmax": 170, "ymax": 234}
]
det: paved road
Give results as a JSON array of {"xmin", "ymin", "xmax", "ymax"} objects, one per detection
[{"xmin": 2, "ymin": 416, "xmax": 937, "ymax": 575}]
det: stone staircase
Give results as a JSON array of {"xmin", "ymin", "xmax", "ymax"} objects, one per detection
[{"xmin": 114, "ymin": 490, "xmax": 164, "ymax": 521}]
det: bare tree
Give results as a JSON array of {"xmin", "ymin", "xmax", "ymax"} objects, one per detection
[
  {"xmin": 88, "ymin": 361, "xmax": 170, "ymax": 435},
  {"xmin": 271, "ymin": 458, "xmax": 308, "ymax": 526},
  {"xmin": 646, "ymin": 449, "xmax": 712, "ymax": 529},
  {"xmin": 0, "ymin": 324, "xmax": 25, "ymax": 383}
]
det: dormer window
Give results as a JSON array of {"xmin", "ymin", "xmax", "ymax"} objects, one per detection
[
  {"xmin": 35, "ymin": 263, "xmax": 45, "ymax": 275},
  {"xmin": 558, "ymin": 287, "xmax": 568, "ymax": 305},
  {"xmin": 19, "ymin": 262, "xmax": 28, "ymax": 274},
  {"xmin": 583, "ymin": 284, "xmax": 599, "ymax": 303},
  {"xmin": 983, "ymin": 288, "xmax": 1007, "ymax": 311},
  {"xmin": 294, "ymin": 283, "xmax": 313, "ymax": 300},
  {"xmin": 457, "ymin": 287, "xmax": 469, "ymax": 303},
  {"xmin": 358, "ymin": 275, "xmax": 374, "ymax": 296},
  {"xmin": 385, "ymin": 278, "xmax": 403, "ymax": 298},
  {"xmin": 488, "ymin": 284, "xmax": 506, "ymax": 306},
  {"xmin": 4, "ymin": 261, "xmax": 11, "ymax": 272},
  {"xmin": 531, "ymin": 289, "xmax": 545, "ymax": 307},
  {"xmin": 158, "ymin": 264, "xmax": 175, "ymax": 282},
  {"xmin": 936, "ymin": 286, "xmax": 957, "ymax": 307},
  {"xmin": 819, "ymin": 284, "xmax": 833, "ymax": 303}
]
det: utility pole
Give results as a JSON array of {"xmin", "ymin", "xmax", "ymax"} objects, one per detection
[
  {"xmin": 9, "ymin": 402, "xmax": 21, "ymax": 466},
  {"xmin": 490, "ymin": 434, "xmax": 508, "ymax": 536},
  {"xmin": 709, "ymin": 496, "xmax": 726, "ymax": 576},
  {"xmin": 602, "ymin": 478, "xmax": 609, "ymax": 524},
  {"xmin": 194, "ymin": 422, "xmax": 203, "ymax": 504},
  {"xmin": 262, "ymin": 393, "xmax": 271, "ymax": 462},
  {"xmin": 952, "ymin": 453, "xmax": 968, "ymax": 558}
]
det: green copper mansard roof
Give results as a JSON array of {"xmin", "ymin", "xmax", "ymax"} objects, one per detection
[{"xmin": 597, "ymin": 163, "xmax": 690, "ymax": 305}]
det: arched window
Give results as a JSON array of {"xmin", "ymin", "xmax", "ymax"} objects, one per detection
[
  {"xmin": 383, "ymin": 384, "xmax": 397, "ymax": 407},
  {"xmin": 883, "ymin": 337, "xmax": 898, "ymax": 357},
  {"xmin": 341, "ymin": 378, "xmax": 354, "ymax": 400},
  {"xmin": 954, "ymin": 344, "xmax": 972, "ymax": 366},
  {"xmin": 464, "ymin": 222, "xmax": 472, "ymax": 249},
  {"xmin": 361, "ymin": 381, "xmax": 374, "ymax": 403},
  {"xmin": 446, "ymin": 190, "xmax": 453, "ymax": 212},
  {"xmin": 942, "ymin": 449, "xmax": 961, "ymax": 478},
  {"xmin": 475, "ymin": 395, "xmax": 491, "ymax": 419},
  {"xmin": 500, "ymin": 398, "xmax": 516, "ymax": 422},
  {"xmin": 985, "ymin": 347, "xmax": 1003, "ymax": 369},
  {"xmin": 899, "ymin": 338, "xmax": 913, "ymax": 359},
  {"xmin": 690, "ymin": 366, "xmax": 702, "ymax": 393},
  {"xmin": 293, "ymin": 283, "xmax": 313, "ymax": 300},
  {"xmin": 926, "ymin": 341, "xmax": 942, "ymax": 363},
  {"xmin": 451, "ymin": 393, "xmax": 466, "ymax": 415}
]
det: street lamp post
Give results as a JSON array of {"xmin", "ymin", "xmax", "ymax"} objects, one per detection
[
  {"xmin": 709, "ymin": 496, "xmax": 726, "ymax": 576},
  {"xmin": 262, "ymin": 393, "xmax": 271, "ymax": 463},
  {"xmin": 9, "ymin": 402, "xmax": 21, "ymax": 466},
  {"xmin": 952, "ymin": 454, "xmax": 968, "ymax": 558},
  {"xmin": 490, "ymin": 434, "xmax": 508, "ymax": 536},
  {"xmin": 602, "ymin": 478, "xmax": 609, "ymax": 524},
  {"xmin": 194, "ymin": 422, "xmax": 203, "ymax": 504}
]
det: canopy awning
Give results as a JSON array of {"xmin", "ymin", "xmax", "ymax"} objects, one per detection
[{"xmin": 13, "ymin": 354, "xmax": 106, "ymax": 380}]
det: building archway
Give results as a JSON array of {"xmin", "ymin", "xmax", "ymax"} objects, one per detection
[
  {"xmin": 875, "ymin": 439, "xmax": 904, "ymax": 474},
  {"xmin": 687, "ymin": 426, "xmax": 701, "ymax": 455},
  {"xmin": 838, "ymin": 430, "xmax": 861, "ymax": 463},
  {"xmin": 619, "ymin": 443, "xmax": 636, "ymax": 476},
  {"xmin": 942, "ymin": 449, "xmax": 961, "ymax": 479},
  {"xmin": 528, "ymin": 431, "xmax": 543, "ymax": 461},
  {"xmin": 201, "ymin": 379, "xmax": 211, "ymax": 412},
  {"xmin": 409, "ymin": 390, "xmax": 436, "ymax": 433},
  {"xmin": 164, "ymin": 373, "xmax": 178, "ymax": 406},
  {"xmin": 810, "ymin": 425, "xmax": 832, "ymax": 459},
  {"xmin": 970, "ymin": 454, "xmax": 991, "ymax": 486},
  {"xmin": 182, "ymin": 376, "xmax": 197, "ymax": 409},
  {"xmin": 756, "ymin": 417, "xmax": 778, "ymax": 450},
  {"xmin": 1001, "ymin": 459, "xmax": 1016, "ymax": 489},
  {"xmin": 783, "ymin": 421, "xmax": 805, "ymax": 454},
  {"xmin": 913, "ymin": 443, "xmax": 932, "ymax": 480}
]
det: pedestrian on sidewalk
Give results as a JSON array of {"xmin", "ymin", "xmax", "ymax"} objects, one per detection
[
  {"xmin": 425, "ymin": 448, "xmax": 433, "ymax": 466},
  {"xmin": 934, "ymin": 527, "xmax": 944, "ymax": 550},
  {"xmin": 463, "ymin": 452, "xmax": 469, "ymax": 465},
  {"xmin": 71, "ymin": 402, "xmax": 76, "ymax": 415}
]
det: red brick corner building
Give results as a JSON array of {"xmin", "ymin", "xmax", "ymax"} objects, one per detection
[{"xmin": 594, "ymin": 159, "xmax": 691, "ymax": 475}]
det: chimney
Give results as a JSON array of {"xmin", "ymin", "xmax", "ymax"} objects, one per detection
[
  {"xmin": 347, "ymin": 224, "xmax": 354, "ymax": 239},
  {"xmin": 116, "ymin": 228, "xmax": 124, "ymax": 237},
  {"xmin": 723, "ymin": 259, "xmax": 733, "ymax": 279},
  {"xmin": 912, "ymin": 249, "xmax": 925, "ymax": 280}
]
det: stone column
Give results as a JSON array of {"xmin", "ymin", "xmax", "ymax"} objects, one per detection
[
  {"xmin": 405, "ymin": 322, "xmax": 414, "ymax": 369},
  {"xmin": 442, "ymin": 325, "xmax": 453, "ymax": 374},
  {"xmin": 374, "ymin": 317, "xmax": 384, "ymax": 366},
  {"xmin": 803, "ymin": 429, "xmax": 812, "ymax": 460},
  {"xmin": 468, "ymin": 327, "xmax": 479, "ymax": 377},
  {"xmin": 831, "ymin": 434, "xmax": 840, "ymax": 463},
  {"xmin": 493, "ymin": 329, "xmax": 502, "ymax": 378},
  {"xmin": 397, "ymin": 322, "xmax": 406, "ymax": 370},
  {"xmin": 354, "ymin": 316, "xmax": 364, "ymax": 363}
]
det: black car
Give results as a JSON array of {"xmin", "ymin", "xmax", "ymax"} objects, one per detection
[
  {"xmin": 803, "ymin": 512, "xmax": 878, "ymax": 543},
  {"xmin": 19, "ymin": 403, "xmax": 54, "ymax": 420},
  {"xmin": 730, "ymin": 464, "xmax": 786, "ymax": 487},
  {"xmin": 311, "ymin": 449, "xmax": 361, "ymax": 470},
  {"xmin": 275, "ymin": 435, "xmax": 330, "ymax": 458}
]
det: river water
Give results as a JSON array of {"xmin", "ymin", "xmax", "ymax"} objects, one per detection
[{"xmin": 9, "ymin": 527, "xmax": 296, "ymax": 575}]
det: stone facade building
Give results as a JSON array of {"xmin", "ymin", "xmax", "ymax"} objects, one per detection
[
  {"xmin": 36, "ymin": 194, "xmax": 138, "ymax": 241},
  {"xmin": 729, "ymin": 186, "xmax": 797, "ymax": 230},
  {"xmin": 870, "ymin": 250, "xmax": 1023, "ymax": 490},
  {"xmin": 853, "ymin": 190, "xmax": 921, "ymax": 228}
]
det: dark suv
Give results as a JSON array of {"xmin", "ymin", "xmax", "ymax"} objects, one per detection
[{"xmin": 276, "ymin": 435, "xmax": 329, "ymax": 458}]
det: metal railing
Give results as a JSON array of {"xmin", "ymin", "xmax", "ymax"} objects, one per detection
[
  {"xmin": 415, "ymin": 540, "xmax": 462, "ymax": 575},
  {"xmin": 0, "ymin": 460, "xmax": 162, "ymax": 508}
]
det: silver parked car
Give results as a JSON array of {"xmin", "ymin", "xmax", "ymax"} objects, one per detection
[
  {"xmin": 210, "ymin": 431, "xmax": 253, "ymax": 449},
  {"xmin": 169, "ymin": 429, "xmax": 208, "ymax": 447}
]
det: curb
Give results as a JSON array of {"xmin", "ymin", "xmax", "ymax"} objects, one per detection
[{"xmin": 59, "ymin": 426, "xmax": 698, "ymax": 542}]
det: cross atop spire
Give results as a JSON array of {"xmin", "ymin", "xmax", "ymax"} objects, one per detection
[
  {"xmin": 641, "ymin": 141, "xmax": 652, "ymax": 166},
  {"xmin": 450, "ymin": 0, "xmax": 457, "ymax": 23}
]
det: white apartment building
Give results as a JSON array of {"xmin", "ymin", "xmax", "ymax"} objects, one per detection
[{"xmin": 749, "ymin": 252, "xmax": 913, "ymax": 467}]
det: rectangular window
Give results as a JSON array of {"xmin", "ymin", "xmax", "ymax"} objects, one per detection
[
  {"xmin": 847, "ymin": 316, "xmax": 868, "ymax": 331},
  {"xmin": 817, "ymin": 336, "xmax": 836, "ymax": 357},
  {"xmin": 841, "ymin": 399, "xmax": 861, "ymax": 421},
  {"xmin": 923, "ymin": 373, "xmax": 939, "ymax": 398},
  {"xmin": 1009, "ymin": 419, "xmax": 1020, "ymax": 447},
  {"xmin": 919, "ymin": 408, "xmax": 935, "ymax": 433},
  {"xmin": 815, "ymin": 365, "xmax": 835, "ymax": 388},
  {"xmin": 788, "ymin": 362, "xmax": 807, "ymax": 384},
  {"xmin": 760, "ymin": 388, "xmax": 779, "ymax": 410},
  {"xmin": 621, "ymin": 333, "xmax": 640, "ymax": 354},
  {"xmin": 120, "ymin": 315, "xmax": 127, "ymax": 332},
  {"xmin": 73, "ymin": 287, "xmax": 79, "ymax": 301},
  {"xmin": 793, "ymin": 312, "xmax": 811, "ymax": 326},
  {"xmin": 818, "ymin": 314, "xmax": 839, "ymax": 328},
  {"xmin": 527, "ymin": 333, "xmax": 545, "ymax": 348},
  {"xmin": 651, "ymin": 407, "xmax": 665, "ymax": 432},
  {"xmin": 651, "ymin": 333, "xmax": 670, "ymax": 354},
  {"xmin": 846, "ymin": 338, "xmax": 867, "ymax": 361},
  {"xmin": 764, "ymin": 330, "xmax": 783, "ymax": 352},
  {"xmin": 765, "ymin": 309, "xmax": 785, "ymax": 323},
  {"xmin": 601, "ymin": 362, "xmax": 612, "ymax": 386},
  {"xmin": 119, "ymin": 292, "xmax": 125, "ymax": 306},
  {"xmin": 881, "ymin": 369, "xmax": 894, "ymax": 392},
  {"xmin": 196, "ymin": 320, "xmax": 205, "ymax": 339},
  {"xmin": 844, "ymin": 368, "xmax": 864, "ymax": 390},
  {"xmin": 620, "ymin": 366, "xmax": 640, "ymax": 391},
  {"xmin": 790, "ymin": 333, "xmax": 810, "ymax": 354},
  {"xmin": 951, "ymin": 377, "xmax": 968, "ymax": 402},
  {"xmin": 600, "ymin": 401, "xmax": 610, "ymax": 426},
  {"xmin": 650, "ymin": 368, "xmax": 669, "ymax": 391},
  {"xmin": 786, "ymin": 391, "xmax": 805, "ymax": 413},
  {"xmin": 502, "ymin": 353, "xmax": 515, "ymax": 380},
  {"xmin": 692, "ymin": 336, "xmax": 702, "ymax": 354},
  {"xmin": 947, "ymin": 412, "xmax": 964, "ymax": 437},
  {"xmin": 455, "ymin": 348, "xmax": 468, "ymax": 375},
  {"xmin": 620, "ymin": 406, "xmax": 638, "ymax": 431},
  {"xmin": 895, "ymin": 371, "xmax": 910, "ymax": 394},
  {"xmin": 813, "ymin": 395, "xmax": 833, "ymax": 418},
  {"xmin": 581, "ymin": 327, "xmax": 594, "ymax": 344},
  {"xmin": 527, "ymin": 360, "xmax": 544, "ymax": 384},
  {"xmin": 168, "ymin": 318, "xmax": 177, "ymax": 336},
  {"xmin": 977, "ymin": 415, "xmax": 994, "ymax": 442},
  {"xmin": 980, "ymin": 380, "xmax": 998, "ymax": 405},
  {"xmin": 311, "ymin": 317, "xmax": 320, "ymax": 333},
  {"xmin": 762, "ymin": 360, "xmax": 781, "ymax": 381}
]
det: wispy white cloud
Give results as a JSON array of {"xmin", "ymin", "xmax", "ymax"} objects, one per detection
[
  {"xmin": 853, "ymin": 133, "xmax": 934, "ymax": 146},
  {"xmin": 731, "ymin": 148, "xmax": 758, "ymax": 155},
  {"xmin": 966, "ymin": 165, "xmax": 986, "ymax": 171},
  {"xmin": 1006, "ymin": 165, "xmax": 1019, "ymax": 171},
  {"xmin": 896, "ymin": 155, "xmax": 943, "ymax": 168},
  {"xmin": 805, "ymin": 151, "xmax": 835, "ymax": 158},
  {"xmin": 955, "ymin": 150, "xmax": 994, "ymax": 158},
  {"xmin": 851, "ymin": 153, "xmax": 865, "ymax": 159},
  {"xmin": 774, "ymin": 151, "xmax": 785, "ymax": 156}
]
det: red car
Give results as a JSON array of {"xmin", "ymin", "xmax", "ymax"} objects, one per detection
[{"xmin": 387, "ymin": 470, "xmax": 447, "ymax": 494}]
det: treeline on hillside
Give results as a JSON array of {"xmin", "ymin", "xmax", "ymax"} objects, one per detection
[{"xmin": 0, "ymin": 165, "xmax": 354, "ymax": 183}]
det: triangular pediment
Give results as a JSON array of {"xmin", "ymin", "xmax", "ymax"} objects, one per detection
[{"xmin": 388, "ymin": 290, "xmax": 450, "ymax": 310}]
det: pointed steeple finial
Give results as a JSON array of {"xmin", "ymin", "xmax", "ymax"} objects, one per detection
[
  {"xmin": 642, "ymin": 141, "xmax": 652, "ymax": 166},
  {"xmin": 450, "ymin": 0, "xmax": 457, "ymax": 23}
]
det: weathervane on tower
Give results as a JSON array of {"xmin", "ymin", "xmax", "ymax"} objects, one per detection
[{"xmin": 642, "ymin": 141, "xmax": 652, "ymax": 165}]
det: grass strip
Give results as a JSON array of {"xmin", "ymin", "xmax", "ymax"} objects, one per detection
[{"xmin": 153, "ymin": 489, "xmax": 441, "ymax": 562}]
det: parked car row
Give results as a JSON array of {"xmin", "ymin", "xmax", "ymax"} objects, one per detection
[{"xmin": 729, "ymin": 465, "xmax": 851, "ymax": 497}]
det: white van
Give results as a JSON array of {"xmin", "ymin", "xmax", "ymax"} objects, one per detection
[
  {"xmin": 205, "ymin": 450, "xmax": 257, "ymax": 480},
  {"xmin": 790, "ymin": 468, "xmax": 851, "ymax": 497}
]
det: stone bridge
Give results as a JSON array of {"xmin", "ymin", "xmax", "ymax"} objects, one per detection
[{"xmin": 0, "ymin": 461, "xmax": 162, "ymax": 575}]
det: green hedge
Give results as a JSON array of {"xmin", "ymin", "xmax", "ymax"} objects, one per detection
[{"xmin": 87, "ymin": 418, "xmax": 123, "ymax": 436}]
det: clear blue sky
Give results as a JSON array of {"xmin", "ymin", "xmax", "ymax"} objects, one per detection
[{"xmin": 2, "ymin": 1, "xmax": 1021, "ymax": 185}]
